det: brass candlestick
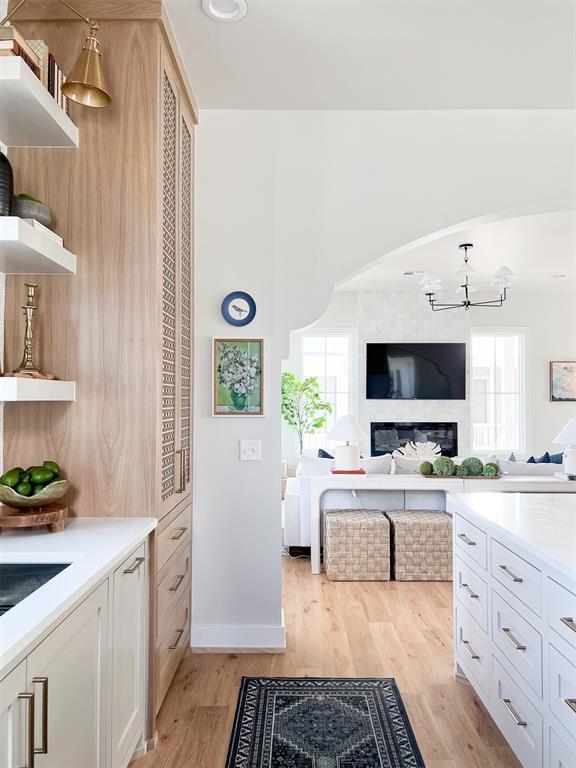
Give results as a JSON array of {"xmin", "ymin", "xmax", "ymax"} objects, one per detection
[{"xmin": 14, "ymin": 283, "xmax": 40, "ymax": 375}]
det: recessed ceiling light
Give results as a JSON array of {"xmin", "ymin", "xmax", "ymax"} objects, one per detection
[
  {"xmin": 551, "ymin": 274, "xmax": 568, "ymax": 280},
  {"xmin": 201, "ymin": 0, "xmax": 248, "ymax": 22},
  {"xmin": 403, "ymin": 270, "xmax": 424, "ymax": 276}
]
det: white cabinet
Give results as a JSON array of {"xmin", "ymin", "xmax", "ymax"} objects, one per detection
[
  {"xmin": 26, "ymin": 581, "xmax": 108, "ymax": 768},
  {"xmin": 111, "ymin": 544, "xmax": 147, "ymax": 768},
  {"xmin": 0, "ymin": 660, "xmax": 27, "ymax": 768}
]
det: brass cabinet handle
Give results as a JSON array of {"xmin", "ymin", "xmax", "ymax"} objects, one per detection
[
  {"xmin": 457, "ymin": 533, "xmax": 476, "ymax": 546},
  {"xmin": 500, "ymin": 697, "xmax": 527, "ymax": 727},
  {"xmin": 461, "ymin": 583, "xmax": 479, "ymax": 599},
  {"xmin": 124, "ymin": 557, "xmax": 145, "ymax": 574},
  {"xmin": 174, "ymin": 449, "xmax": 184, "ymax": 493},
  {"xmin": 461, "ymin": 639, "xmax": 479, "ymax": 660},
  {"xmin": 560, "ymin": 617, "xmax": 576, "ymax": 633},
  {"xmin": 32, "ymin": 677, "xmax": 48, "ymax": 756},
  {"xmin": 565, "ymin": 698, "xmax": 576, "ymax": 715},
  {"xmin": 171, "ymin": 526, "xmax": 187, "ymax": 541},
  {"xmin": 500, "ymin": 627, "xmax": 526, "ymax": 651},
  {"xmin": 18, "ymin": 692, "xmax": 35, "ymax": 768},
  {"xmin": 169, "ymin": 574, "xmax": 185, "ymax": 593},
  {"xmin": 497, "ymin": 565, "xmax": 523, "ymax": 583},
  {"xmin": 168, "ymin": 628, "xmax": 184, "ymax": 650}
]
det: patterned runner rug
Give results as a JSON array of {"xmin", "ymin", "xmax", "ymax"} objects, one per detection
[{"xmin": 225, "ymin": 677, "xmax": 426, "ymax": 768}]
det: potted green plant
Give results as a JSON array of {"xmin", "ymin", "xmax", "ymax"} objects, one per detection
[{"xmin": 281, "ymin": 372, "xmax": 332, "ymax": 454}]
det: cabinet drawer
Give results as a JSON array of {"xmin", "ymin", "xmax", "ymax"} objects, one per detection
[
  {"xmin": 549, "ymin": 644, "xmax": 576, "ymax": 742},
  {"xmin": 454, "ymin": 554, "xmax": 488, "ymax": 632},
  {"xmin": 491, "ymin": 538, "xmax": 542, "ymax": 617},
  {"xmin": 492, "ymin": 656, "xmax": 543, "ymax": 768},
  {"xmin": 455, "ymin": 604, "xmax": 491, "ymax": 696},
  {"xmin": 492, "ymin": 590, "xmax": 542, "ymax": 696},
  {"xmin": 156, "ymin": 586, "xmax": 190, "ymax": 714},
  {"xmin": 157, "ymin": 499, "xmax": 192, "ymax": 573},
  {"xmin": 548, "ymin": 578, "xmax": 576, "ymax": 651},
  {"xmin": 550, "ymin": 728, "xmax": 576, "ymax": 768},
  {"xmin": 454, "ymin": 515, "xmax": 487, "ymax": 571},
  {"xmin": 157, "ymin": 543, "xmax": 191, "ymax": 626}
]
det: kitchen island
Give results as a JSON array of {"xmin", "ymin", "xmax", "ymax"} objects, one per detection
[{"xmin": 447, "ymin": 493, "xmax": 576, "ymax": 768}]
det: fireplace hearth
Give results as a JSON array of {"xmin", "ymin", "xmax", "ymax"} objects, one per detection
[{"xmin": 371, "ymin": 422, "xmax": 458, "ymax": 457}]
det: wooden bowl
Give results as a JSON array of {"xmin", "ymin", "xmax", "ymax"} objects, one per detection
[{"xmin": 0, "ymin": 480, "xmax": 69, "ymax": 509}]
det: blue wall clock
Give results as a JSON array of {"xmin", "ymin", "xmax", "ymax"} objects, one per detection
[{"xmin": 221, "ymin": 291, "xmax": 257, "ymax": 327}]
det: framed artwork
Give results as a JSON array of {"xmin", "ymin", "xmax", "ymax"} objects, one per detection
[
  {"xmin": 550, "ymin": 361, "xmax": 576, "ymax": 402},
  {"xmin": 213, "ymin": 338, "xmax": 264, "ymax": 416}
]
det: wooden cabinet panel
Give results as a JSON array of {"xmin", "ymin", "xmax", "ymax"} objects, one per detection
[
  {"xmin": 0, "ymin": 661, "xmax": 27, "ymax": 768},
  {"xmin": 26, "ymin": 582, "xmax": 108, "ymax": 768}
]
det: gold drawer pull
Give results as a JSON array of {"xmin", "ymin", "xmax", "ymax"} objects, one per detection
[
  {"xmin": 171, "ymin": 527, "xmax": 187, "ymax": 541},
  {"xmin": 124, "ymin": 557, "xmax": 145, "ymax": 574},
  {"xmin": 18, "ymin": 691, "xmax": 35, "ymax": 768},
  {"xmin": 32, "ymin": 677, "xmax": 48, "ymax": 755},
  {"xmin": 461, "ymin": 639, "xmax": 480, "ymax": 660},
  {"xmin": 500, "ymin": 697, "xmax": 527, "ymax": 727},
  {"xmin": 168, "ymin": 628, "xmax": 184, "ymax": 650},
  {"xmin": 169, "ymin": 574, "xmax": 185, "ymax": 593},
  {"xmin": 457, "ymin": 533, "xmax": 476, "ymax": 546},
  {"xmin": 175, "ymin": 449, "xmax": 184, "ymax": 493},
  {"xmin": 500, "ymin": 627, "xmax": 526, "ymax": 651},
  {"xmin": 497, "ymin": 565, "xmax": 523, "ymax": 583},
  {"xmin": 461, "ymin": 583, "xmax": 479, "ymax": 599},
  {"xmin": 565, "ymin": 698, "xmax": 576, "ymax": 715},
  {"xmin": 560, "ymin": 617, "xmax": 576, "ymax": 633}
]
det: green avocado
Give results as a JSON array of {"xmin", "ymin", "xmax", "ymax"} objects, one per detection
[
  {"xmin": 43, "ymin": 460, "xmax": 61, "ymax": 477},
  {"xmin": 31, "ymin": 468, "xmax": 54, "ymax": 485},
  {"xmin": 15, "ymin": 482, "xmax": 32, "ymax": 496},
  {"xmin": 1, "ymin": 468, "xmax": 21, "ymax": 488},
  {"xmin": 33, "ymin": 484, "xmax": 46, "ymax": 495}
]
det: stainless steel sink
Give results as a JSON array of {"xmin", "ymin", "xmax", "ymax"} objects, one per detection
[{"xmin": 0, "ymin": 563, "xmax": 71, "ymax": 616}]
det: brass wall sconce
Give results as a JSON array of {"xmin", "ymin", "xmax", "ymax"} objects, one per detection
[{"xmin": 0, "ymin": 0, "xmax": 111, "ymax": 107}]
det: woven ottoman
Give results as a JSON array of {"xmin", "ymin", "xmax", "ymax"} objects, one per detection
[
  {"xmin": 386, "ymin": 510, "xmax": 452, "ymax": 581},
  {"xmin": 324, "ymin": 509, "xmax": 390, "ymax": 581}
]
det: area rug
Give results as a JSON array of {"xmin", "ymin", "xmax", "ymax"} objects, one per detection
[{"xmin": 225, "ymin": 677, "xmax": 426, "ymax": 768}]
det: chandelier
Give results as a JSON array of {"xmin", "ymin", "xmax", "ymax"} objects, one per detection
[{"xmin": 421, "ymin": 243, "xmax": 515, "ymax": 312}]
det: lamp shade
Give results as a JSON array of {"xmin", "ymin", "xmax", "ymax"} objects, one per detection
[
  {"xmin": 62, "ymin": 33, "xmax": 111, "ymax": 108},
  {"xmin": 553, "ymin": 419, "xmax": 576, "ymax": 445},
  {"xmin": 327, "ymin": 415, "xmax": 367, "ymax": 443}
]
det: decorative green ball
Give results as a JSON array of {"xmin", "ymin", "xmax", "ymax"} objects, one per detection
[
  {"xmin": 485, "ymin": 462, "xmax": 499, "ymax": 474},
  {"xmin": 483, "ymin": 464, "xmax": 498, "ymax": 477},
  {"xmin": 420, "ymin": 461, "xmax": 434, "ymax": 476},
  {"xmin": 461, "ymin": 457, "xmax": 484, "ymax": 476},
  {"xmin": 455, "ymin": 464, "xmax": 468, "ymax": 477},
  {"xmin": 433, "ymin": 456, "xmax": 455, "ymax": 476}
]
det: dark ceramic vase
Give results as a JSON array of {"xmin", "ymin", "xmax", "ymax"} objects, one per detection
[{"xmin": 0, "ymin": 151, "xmax": 14, "ymax": 216}]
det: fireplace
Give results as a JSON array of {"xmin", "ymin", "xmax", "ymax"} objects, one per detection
[{"xmin": 371, "ymin": 422, "xmax": 458, "ymax": 457}]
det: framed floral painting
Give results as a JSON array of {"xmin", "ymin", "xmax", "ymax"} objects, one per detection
[
  {"xmin": 550, "ymin": 361, "xmax": 576, "ymax": 402},
  {"xmin": 213, "ymin": 338, "xmax": 264, "ymax": 416}
]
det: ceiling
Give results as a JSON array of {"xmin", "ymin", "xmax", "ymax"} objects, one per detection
[
  {"xmin": 165, "ymin": 0, "xmax": 575, "ymax": 110},
  {"xmin": 337, "ymin": 211, "xmax": 576, "ymax": 293}
]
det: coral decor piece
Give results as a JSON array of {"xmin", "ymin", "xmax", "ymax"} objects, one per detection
[{"xmin": 393, "ymin": 441, "xmax": 441, "ymax": 459}]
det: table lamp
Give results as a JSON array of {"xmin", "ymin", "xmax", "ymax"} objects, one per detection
[
  {"xmin": 553, "ymin": 419, "xmax": 576, "ymax": 478},
  {"xmin": 327, "ymin": 415, "xmax": 367, "ymax": 471}
]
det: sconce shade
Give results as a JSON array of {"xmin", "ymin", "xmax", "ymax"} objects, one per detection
[{"xmin": 62, "ymin": 33, "xmax": 111, "ymax": 108}]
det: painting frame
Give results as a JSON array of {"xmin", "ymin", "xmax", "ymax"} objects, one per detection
[
  {"xmin": 213, "ymin": 338, "xmax": 265, "ymax": 417},
  {"xmin": 550, "ymin": 361, "xmax": 576, "ymax": 402}
]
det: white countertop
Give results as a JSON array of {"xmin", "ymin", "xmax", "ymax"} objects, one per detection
[
  {"xmin": 448, "ymin": 493, "xmax": 576, "ymax": 580},
  {"xmin": 0, "ymin": 517, "xmax": 156, "ymax": 677}
]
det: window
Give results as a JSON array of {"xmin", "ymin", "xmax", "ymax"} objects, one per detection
[
  {"xmin": 301, "ymin": 333, "xmax": 353, "ymax": 451},
  {"xmin": 470, "ymin": 330, "xmax": 525, "ymax": 454}
]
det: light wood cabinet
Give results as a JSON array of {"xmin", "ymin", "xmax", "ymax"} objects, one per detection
[
  {"xmin": 26, "ymin": 581, "xmax": 109, "ymax": 768},
  {"xmin": 0, "ymin": 660, "xmax": 27, "ymax": 768},
  {"xmin": 111, "ymin": 545, "xmax": 147, "ymax": 768}
]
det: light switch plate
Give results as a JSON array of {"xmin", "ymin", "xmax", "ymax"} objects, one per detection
[{"xmin": 240, "ymin": 440, "xmax": 261, "ymax": 461}]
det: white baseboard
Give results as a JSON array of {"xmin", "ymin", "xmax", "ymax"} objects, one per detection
[{"xmin": 191, "ymin": 613, "xmax": 286, "ymax": 651}]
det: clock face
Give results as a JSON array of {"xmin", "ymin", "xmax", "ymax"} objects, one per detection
[{"xmin": 221, "ymin": 291, "xmax": 257, "ymax": 327}]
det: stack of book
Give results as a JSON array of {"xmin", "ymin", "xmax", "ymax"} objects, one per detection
[{"xmin": 0, "ymin": 28, "xmax": 69, "ymax": 114}]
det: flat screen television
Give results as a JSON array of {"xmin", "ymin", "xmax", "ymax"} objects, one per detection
[{"xmin": 366, "ymin": 342, "xmax": 466, "ymax": 400}]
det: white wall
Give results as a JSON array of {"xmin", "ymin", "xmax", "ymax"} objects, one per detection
[
  {"xmin": 283, "ymin": 288, "xmax": 576, "ymax": 462},
  {"xmin": 193, "ymin": 109, "xmax": 574, "ymax": 649}
]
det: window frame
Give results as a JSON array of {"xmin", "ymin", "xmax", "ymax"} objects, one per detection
[{"xmin": 469, "ymin": 327, "xmax": 528, "ymax": 456}]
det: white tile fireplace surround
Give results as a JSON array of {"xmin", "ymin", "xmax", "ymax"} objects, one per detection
[{"xmin": 357, "ymin": 291, "xmax": 470, "ymax": 455}]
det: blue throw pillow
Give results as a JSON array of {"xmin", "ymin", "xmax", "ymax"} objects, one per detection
[
  {"xmin": 508, "ymin": 452, "xmax": 517, "ymax": 462},
  {"xmin": 317, "ymin": 449, "xmax": 334, "ymax": 459},
  {"xmin": 526, "ymin": 456, "xmax": 536, "ymax": 463},
  {"xmin": 527, "ymin": 452, "xmax": 551, "ymax": 464},
  {"xmin": 550, "ymin": 452, "xmax": 564, "ymax": 464}
]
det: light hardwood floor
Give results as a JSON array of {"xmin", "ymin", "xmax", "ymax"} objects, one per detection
[{"xmin": 134, "ymin": 556, "xmax": 520, "ymax": 768}]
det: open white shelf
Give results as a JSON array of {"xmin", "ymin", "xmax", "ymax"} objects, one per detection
[
  {"xmin": 0, "ymin": 57, "xmax": 79, "ymax": 148},
  {"xmin": 0, "ymin": 378, "xmax": 76, "ymax": 402},
  {"xmin": 0, "ymin": 217, "xmax": 76, "ymax": 274}
]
